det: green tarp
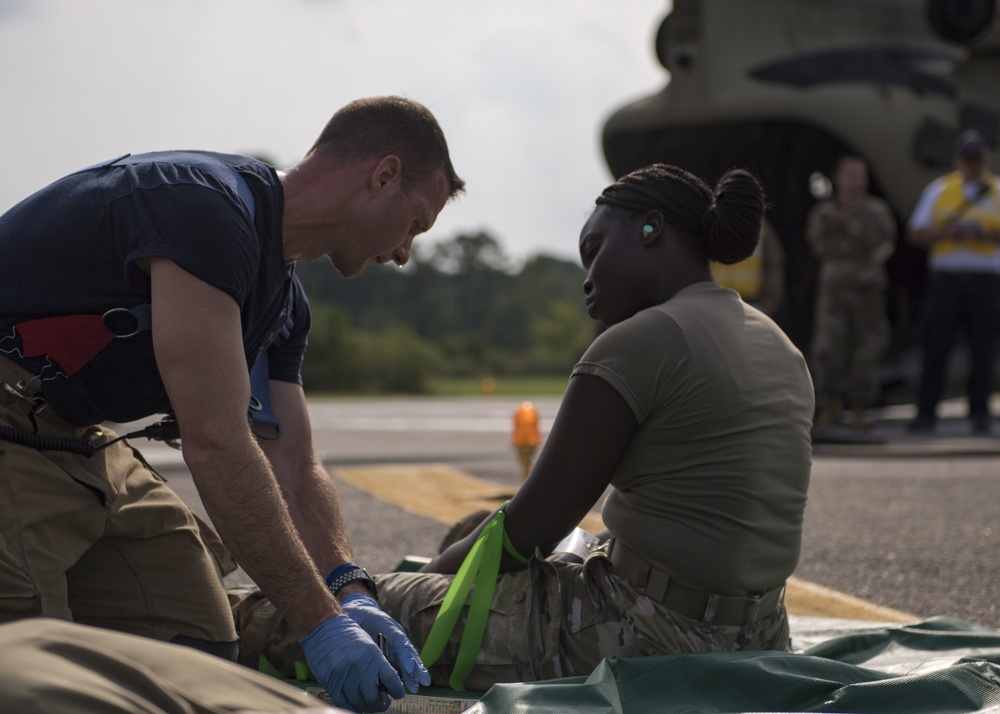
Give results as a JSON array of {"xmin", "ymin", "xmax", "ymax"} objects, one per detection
[{"xmin": 469, "ymin": 618, "xmax": 1000, "ymax": 713}]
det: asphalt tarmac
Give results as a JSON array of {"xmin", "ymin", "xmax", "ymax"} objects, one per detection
[{"xmin": 130, "ymin": 393, "xmax": 1000, "ymax": 629}]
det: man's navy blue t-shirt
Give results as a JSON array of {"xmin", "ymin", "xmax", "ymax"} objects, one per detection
[{"xmin": 0, "ymin": 151, "xmax": 310, "ymax": 425}]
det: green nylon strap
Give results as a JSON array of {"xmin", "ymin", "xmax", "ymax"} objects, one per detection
[
  {"xmin": 503, "ymin": 529, "xmax": 529, "ymax": 565},
  {"xmin": 420, "ymin": 501, "xmax": 527, "ymax": 689}
]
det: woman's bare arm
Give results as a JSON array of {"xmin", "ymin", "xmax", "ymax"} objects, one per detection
[{"xmin": 423, "ymin": 374, "xmax": 637, "ymax": 573}]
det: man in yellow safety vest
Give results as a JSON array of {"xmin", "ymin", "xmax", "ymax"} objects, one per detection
[{"xmin": 907, "ymin": 130, "xmax": 1000, "ymax": 435}]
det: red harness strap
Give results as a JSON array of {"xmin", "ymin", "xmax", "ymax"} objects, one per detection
[{"xmin": 16, "ymin": 315, "xmax": 116, "ymax": 376}]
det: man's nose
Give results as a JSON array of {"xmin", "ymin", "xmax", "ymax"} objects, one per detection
[
  {"xmin": 583, "ymin": 277, "xmax": 593, "ymax": 294},
  {"xmin": 392, "ymin": 243, "xmax": 411, "ymax": 267}
]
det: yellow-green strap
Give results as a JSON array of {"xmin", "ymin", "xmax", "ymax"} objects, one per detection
[
  {"xmin": 257, "ymin": 655, "xmax": 313, "ymax": 683},
  {"xmin": 503, "ymin": 528, "xmax": 529, "ymax": 565},
  {"xmin": 449, "ymin": 511, "xmax": 503, "ymax": 688},
  {"xmin": 420, "ymin": 501, "xmax": 528, "ymax": 690},
  {"xmin": 419, "ymin": 516, "xmax": 492, "ymax": 670}
]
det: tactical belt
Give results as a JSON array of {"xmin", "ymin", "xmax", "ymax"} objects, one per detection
[{"xmin": 607, "ymin": 538, "xmax": 784, "ymax": 628}]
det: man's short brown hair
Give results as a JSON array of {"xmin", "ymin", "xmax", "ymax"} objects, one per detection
[{"xmin": 309, "ymin": 96, "xmax": 465, "ymax": 197}]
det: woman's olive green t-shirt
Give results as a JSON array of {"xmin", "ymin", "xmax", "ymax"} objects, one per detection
[{"xmin": 573, "ymin": 281, "xmax": 814, "ymax": 595}]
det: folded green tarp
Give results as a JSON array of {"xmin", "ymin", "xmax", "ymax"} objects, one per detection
[{"xmin": 469, "ymin": 618, "xmax": 1000, "ymax": 713}]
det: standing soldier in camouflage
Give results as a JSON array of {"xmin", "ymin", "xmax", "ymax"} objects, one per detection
[{"xmin": 809, "ymin": 156, "xmax": 897, "ymax": 430}]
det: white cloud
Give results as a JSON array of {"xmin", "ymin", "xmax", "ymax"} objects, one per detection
[{"xmin": 0, "ymin": 0, "xmax": 668, "ymax": 262}]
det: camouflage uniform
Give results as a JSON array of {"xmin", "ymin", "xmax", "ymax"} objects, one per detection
[
  {"xmin": 231, "ymin": 551, "xmax": 789, "ymax": 692},
  {"xmin": 376, "ymin": 549, "xmax": 790, "ymax": 692},
  {"xmin": 807, "ymin": 196, "xmax": 896, "ymax": 416}
]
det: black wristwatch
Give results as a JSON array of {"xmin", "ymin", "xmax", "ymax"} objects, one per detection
[{"xmin": 328, "ymin": 566, "xmax": 378, "ymax": 600}]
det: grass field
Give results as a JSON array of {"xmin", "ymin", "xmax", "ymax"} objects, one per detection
[
  {"xmin": 428, "ymin": 375, "xmax": 570, "ymax": 397},
  {"xmin": 305, "ymin": 375, "xmax": 572, "ymax": 399}
]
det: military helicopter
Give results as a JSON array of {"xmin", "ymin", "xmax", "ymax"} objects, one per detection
[{"xmin": 601, "ymin": 0, "xmax": 1000, "ymax": 368}]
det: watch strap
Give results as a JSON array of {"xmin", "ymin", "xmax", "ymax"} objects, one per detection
[{"xmin": 328, "ymin": 566, "xmax": 378, "ymax": 599}]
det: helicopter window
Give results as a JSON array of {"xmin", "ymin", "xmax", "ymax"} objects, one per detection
[{"xmin": 748, "ymin": 47, "xmax": 958, "ymax": 98}]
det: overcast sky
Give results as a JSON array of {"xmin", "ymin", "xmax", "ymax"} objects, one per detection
[{"xmin": 0, "ymin": 0, "xmax": 669, "ymax": 265}]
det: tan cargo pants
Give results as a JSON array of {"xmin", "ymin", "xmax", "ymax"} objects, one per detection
[
  {"xmin": 0, "ymin": 356, "xmax": 237, "ymax": 645},
  {"xmin": 0, "ymin": 619, "xmax": 336, "ymax": 714}
]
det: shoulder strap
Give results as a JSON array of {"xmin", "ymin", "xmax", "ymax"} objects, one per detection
[
  {"xmin": 14, "ymin": 154, "xmax": 259, "ymax": 379},
  {"xmin": 112, "ymin": 152, "xmax": 256, "ymax": 219}
]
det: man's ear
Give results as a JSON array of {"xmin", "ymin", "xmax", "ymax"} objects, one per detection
[{"xmin": 371, "ymin": 155, "xmax": 403, "ymax": 194}]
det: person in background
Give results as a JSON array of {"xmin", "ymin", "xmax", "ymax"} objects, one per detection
[
  {"xmin": 906, "ymin": 129, "xmax": 1000, "ymax": 435},
  {"xmin": 711, "ymin": 218, "xmax": 785, "ymax": 318},
  {"xmin": 807, "ymin": 155, "xmax": 896, "ymax": 431}
]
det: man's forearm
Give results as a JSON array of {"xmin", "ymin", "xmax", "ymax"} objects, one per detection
[
  {"xmin": 256, "ymin": 382, "xmax": 360, "ymax": 586},
  {"xmin": 186, "ymin": 436, "xmax": 340, "ymax": 637},
  {"xmin": 279, "ymin": 459, "xmax": 356, "ymax": 579},
  {"xmin": 147, "ymin": 261, "xmax": 343, "ymax": 638},
  {"xmin": 908, "ymin": 225, "xmax": 948, "ymax": 248}
]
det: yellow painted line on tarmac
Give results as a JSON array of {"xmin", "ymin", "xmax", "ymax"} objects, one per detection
[
  {"xmin": 782, "ymin": 578, "xmax": 917, "ymax": 623},
  {"xmin": 332, "ymin": 463, "xmax": 917, "ymax": 624},
  {"xmin": 332, "ymin": 463, "xmax": 606, "ymax": 538}
]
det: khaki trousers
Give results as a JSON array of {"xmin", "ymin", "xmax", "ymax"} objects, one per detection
[
  {"xmin": 0, "ymin": 619, "xmax": 337, "ymax": 714},
  {"xmin": 0, "ymin": 356, "xmax": 237, "ymax": 644}
]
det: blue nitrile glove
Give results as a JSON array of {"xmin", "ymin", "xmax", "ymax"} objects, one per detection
[
  {"xmin": 341, "ymin": 593, "xmax": 432, "ymax": 693},
  {"xmin": 299, "ymin": 615, "xmax": 404, "ymax": 713}
]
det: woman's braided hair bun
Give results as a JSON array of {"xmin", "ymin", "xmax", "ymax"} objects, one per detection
[
  {"xmin": 701, "ymin": 169, "xmax": 765, "ymax": 265},
  {"xmin": 596, "ymin": 164, "xmax": 765, "ymax": 265}
]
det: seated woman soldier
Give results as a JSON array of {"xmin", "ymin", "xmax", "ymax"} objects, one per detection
[{"xmin": 374, "ymin": 163, "xmax": 814, "ymax": 691}]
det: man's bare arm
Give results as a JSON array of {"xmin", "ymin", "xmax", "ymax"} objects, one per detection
[
  {"xmin": 148, "ymin": 257, "xmax": 340, "ymax": 636},
  {"xmin": 424, "ymin": 374, "xmax": 637, "ymax": 574},
  {"xmin": 257, "ymin": 381, "xmax": 372, "ymax": 598}
]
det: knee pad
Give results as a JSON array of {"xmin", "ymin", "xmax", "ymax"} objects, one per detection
[{"xmin": 169, "ymin": 632, "xmax": 239, "ymax": 662}]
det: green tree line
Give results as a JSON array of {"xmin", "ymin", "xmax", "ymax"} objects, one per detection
[{"xmin": 296, "ymin": 232, "xmax": 597, "ymax": 393}]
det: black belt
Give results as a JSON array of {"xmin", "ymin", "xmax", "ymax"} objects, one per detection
[
  {"xmin": 0, "ymin": 355, "xmax": 179, "ymax": 455},
  {"xmin": 607, "ymin": 538, "xmax": 784, "ymax": 628}
]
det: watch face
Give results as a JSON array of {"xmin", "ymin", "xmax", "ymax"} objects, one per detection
[{"xmin": 358, "ymin": 568, "xmax": 379, "ymax": 599}]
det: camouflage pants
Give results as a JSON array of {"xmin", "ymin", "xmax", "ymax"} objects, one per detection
[
  {"xmin": 377, "ymin": 551, "xmax": 790, "ymax": 692},
  {"xmin": 810, "ymin": 282, "xmax": 889, "ymax": 406}
]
